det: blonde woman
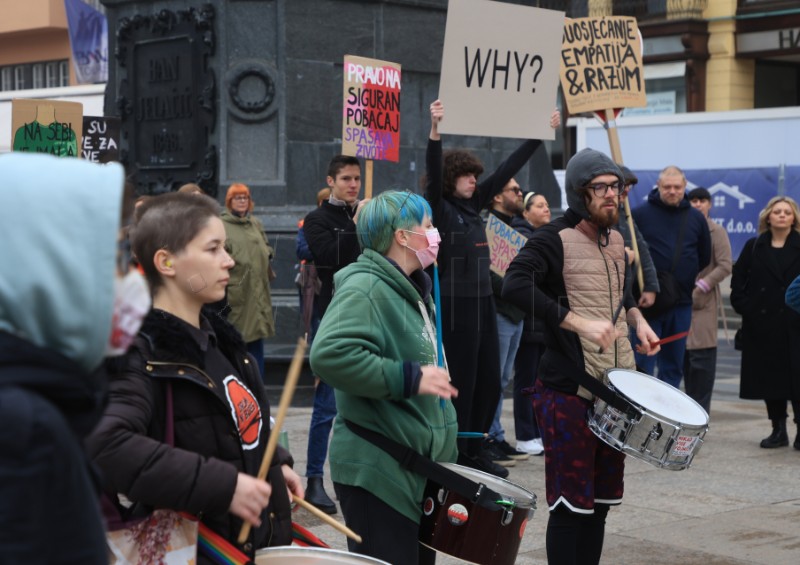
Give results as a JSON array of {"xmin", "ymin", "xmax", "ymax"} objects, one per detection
[{"xmin": 731, "ymin": 196, "xmax": 800, "ymax": 449}]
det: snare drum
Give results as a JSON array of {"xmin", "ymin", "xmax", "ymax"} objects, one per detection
[
  {"xmin": 254, "ymin": 547, "xmax": 391, "ymax": 564},
  {"xmin": 588, "ymin": 368, "xmax": 709, "ymax": 470},
  {"xmin": 418, "ymin": 462, "xmax": 536, "ymax": 565}
]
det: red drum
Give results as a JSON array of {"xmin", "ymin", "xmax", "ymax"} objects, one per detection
[
  {"xmin": 255, "ymin": 547, "xmax": 391, "ymax": 564},
  {"xmin": 418, "ymin": 463, "xmax": 536, "ymax": 565}
]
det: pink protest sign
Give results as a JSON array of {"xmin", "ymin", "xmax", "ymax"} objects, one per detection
[{"xmin": 342, "ymin": 55, "xmax": 401, "ymax": 162}]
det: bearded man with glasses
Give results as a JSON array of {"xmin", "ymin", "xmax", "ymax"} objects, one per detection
[{"xmin": 502, "ymin": 148, "xmax": 660, "ymax": 565}]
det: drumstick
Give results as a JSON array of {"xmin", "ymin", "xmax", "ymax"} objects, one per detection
[
  {"xmin": 292, "ymin": 495, "xmax": 363, "ymax": 544},
  {"xmin": 238, "ymin": 337, "xmax": 307, "ymax": 545},
  {"xmin": 649, "ymin": 330, "xmax": 690, "ymax": 347}
]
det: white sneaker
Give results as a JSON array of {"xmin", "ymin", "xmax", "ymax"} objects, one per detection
[{"xmin": 517, "ymin": 438, "xmax": 544, "ymax": 456}]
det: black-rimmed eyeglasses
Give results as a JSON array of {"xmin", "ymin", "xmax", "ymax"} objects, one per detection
[{"xmin": 582, "ymin": 182, "xmax": 622, "ymax": 197}]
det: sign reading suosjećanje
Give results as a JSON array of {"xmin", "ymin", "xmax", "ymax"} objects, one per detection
[
  {"xmin": 560, "ymin": 16, "xmax": 646, "ymax": 114},
  {"xmin": 342, "ymin": 55, "xmax": 401, "ymax": 162}
]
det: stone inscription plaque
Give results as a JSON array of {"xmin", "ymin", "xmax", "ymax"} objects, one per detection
[{"xmin": 116, "ymin": 5, "xmax": 216, "ymax": 195}]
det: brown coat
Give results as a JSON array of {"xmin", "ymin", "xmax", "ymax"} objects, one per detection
[{"xmin": 687, "ymin": 218, "xmax": 732, "ymax": 350}]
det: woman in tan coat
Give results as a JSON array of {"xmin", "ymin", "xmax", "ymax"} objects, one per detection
[
  {"xmin": 221, "ymin": 183, "xmax": 276, "ymax": 380},
  {"xmin": 684, "ymin": 187, "xmax": 732, "ymax": 413}
]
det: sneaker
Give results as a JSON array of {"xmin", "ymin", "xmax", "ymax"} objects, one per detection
[
  {"xmin": 494, "ymin": 439, "xmax": 530, "ymax": 461},
  {"xmin": 516, "ymin": 438, "xmax": 544, "ymax": 456},
  {"xmin": 481, "ymin": 441, "xmax": 516, "ymax": 467},
  {"xmin": 458, "ymin": 452, "xmax": 510, "ymax": 479}
]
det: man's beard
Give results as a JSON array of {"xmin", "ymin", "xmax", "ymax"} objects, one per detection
[{"xmin": 589, "ymin": 204, "xmax": 619, "ymax": 228}]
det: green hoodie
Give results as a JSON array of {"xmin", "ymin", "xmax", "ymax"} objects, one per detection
[{"xmin": 310, "ymin": 248, "xmax": 458, "ymax": 523}]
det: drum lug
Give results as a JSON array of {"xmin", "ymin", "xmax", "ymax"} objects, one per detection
[
  {"xmin": 501, "ymin": 507, "xmax": 514, "ymax": 526},
  {"xmin": 639, "ymin": 422, "xmax": 663, "ymax": 453}
]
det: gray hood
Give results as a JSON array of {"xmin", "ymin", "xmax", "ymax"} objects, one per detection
[
  {"xmin": 564, "ymin": 148, "xmax": 623, "ymax": 220},
  {"xmin": 0, "ymin": 153, "xmax": 124, "ymax": 372}
]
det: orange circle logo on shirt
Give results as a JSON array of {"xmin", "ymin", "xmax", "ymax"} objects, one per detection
[{"xmin": 223, "ymin": 376, "xmax": 262, "ymax": 450}]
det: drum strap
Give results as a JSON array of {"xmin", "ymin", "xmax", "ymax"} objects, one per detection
[
  {"xmin": 549, "ymin": 350, "xmax": 639, "ymax": 418},
  {"xmin": 343, "ymin": 419, "xmax": 505, "ymax": 512}
]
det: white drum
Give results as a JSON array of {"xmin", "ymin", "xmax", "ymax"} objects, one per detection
[
  {"xmin": 588, "ymin": 369, "xmax": 709, "ymax": 470},
  {"xmin": 255, "ymin": 547, "xmax": 391, "ymax": 564}
]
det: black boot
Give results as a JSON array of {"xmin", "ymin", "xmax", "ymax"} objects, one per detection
[
  {"xmin": 794, "ymin": 423, "xmax": 800, "ymax": 451},
  {"xmin": 760, "ymin": 418, "xmax": 789, "ymax": 448},
  {"xmin": 305, "ymin": 477, "xmax": 337, "ymax": 514}
]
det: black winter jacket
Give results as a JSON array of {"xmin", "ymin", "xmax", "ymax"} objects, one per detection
[
  {"xmin": 304, "ymin": 200, "xmax": 361, "ymax": 314},
  {"xmin": 87, "ymin": 309, "xmax": 293, "ymax": 560}
]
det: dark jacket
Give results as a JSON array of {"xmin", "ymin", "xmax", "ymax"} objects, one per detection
[
  {"xmin": 304, "ymin": 200, "xmax": 361, "ymax": 314},
  {"xmin": 512, "ymin": 218, "xmax": 546, "ymax": 344},
  {"xmin": 632, "ymin": 189, "xmax": 711, "ymax": 304},
  {"xmin": 730, "ymin": 231, "xmax": 800, "ymax": 399},
  {"xmin": 615, "ymin": 204, "xmax": 660, "ymax": 294},
  {"xmin": 87, "ymin": 309, "xmax": 293, "ymax": 560},
  {"xmin": 0, "ymin": 332, "xmax": 108, "ymax": 564},
  {"xmin": 425, "ymin": 138, "xmax": 542, "ymax": 297}
]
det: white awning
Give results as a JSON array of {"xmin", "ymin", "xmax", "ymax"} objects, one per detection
[{"xmin": 644, "ymin": 62, "xmax": 686, "ymax": 81}]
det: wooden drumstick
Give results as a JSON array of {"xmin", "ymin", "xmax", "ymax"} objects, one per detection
[
  {"xmin": 238, "ymin": 337, "xmax": 307, "ymax": 544},
  {"xmin": 292, "ymin": 495, "xmax": 363, "ymax": 544}
]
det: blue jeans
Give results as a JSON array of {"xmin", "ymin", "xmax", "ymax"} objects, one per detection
[
  {"xmin": 488, "ymin": 314, "xmax": 523, "ymax": 442},
  {"xmin": 633, "ymin": 304, "xmax": 692, "ymax": 389},
  {"xmin": 306, "ymin": 381, "xmax": 337, "ymax": 478},
  {"xmin": 246, "ymin": 339, "xmax": 265, "ymax": 382}
]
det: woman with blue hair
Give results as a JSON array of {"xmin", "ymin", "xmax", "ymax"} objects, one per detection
[{"xmin": 311, "ymin": 190, "xmax": 458, "ymax": 564}]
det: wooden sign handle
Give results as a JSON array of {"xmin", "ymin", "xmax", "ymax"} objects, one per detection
[
  {"xmin": 604, "ymin": 108, "xmax": 645, "ymax": 296},
  {"xmin": 365, "ymin": 159, "xmax": 373, "ymax": 199}
]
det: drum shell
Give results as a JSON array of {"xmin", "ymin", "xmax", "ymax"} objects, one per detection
[
  {"xmin": 418, "ymin": 462, "xmax": 536, "ymax": 565},
  {"xmin": 254, "ymin": 547, "xmax": 391, "ymax": 564},
  {"xmin": 588, "ymin": 370, "xmax": 709, "ymax": 470}
]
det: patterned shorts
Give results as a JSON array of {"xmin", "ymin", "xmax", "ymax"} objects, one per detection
[{"xmin": 533, "ymin": 380, "xmax": 625, "ymax": 514}]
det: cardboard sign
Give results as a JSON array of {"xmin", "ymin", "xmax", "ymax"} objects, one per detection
[
  {"xmin": 11, "ymin": 99, "xmax": 83, "ymax": 157},
  {"xmin": 560, "ymin": 17, "xmax": 646, "ymax": 114},
  {"xmin": 486, "ymin": 214, "xmax": 528, "ymax": 276},
  {"xmin": 342, "ymin": 55, "xmax": 401, "ymax": 162},
  {"xmin": 82, "ymin": 116, "xmax": 120, "ymax": 163},
  {"xmin": 437, "ymin": 0, "xmax": 564, "ymax": 140}
]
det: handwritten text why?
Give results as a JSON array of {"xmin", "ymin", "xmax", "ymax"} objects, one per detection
[{"xmin": 464, "ymin": 48, "xmax": 544, "ymax": 93}]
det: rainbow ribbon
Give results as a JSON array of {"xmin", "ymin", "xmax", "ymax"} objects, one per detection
[{"xmin": 196, "ymin": 519, "xmax": 253, "ymax": 565}]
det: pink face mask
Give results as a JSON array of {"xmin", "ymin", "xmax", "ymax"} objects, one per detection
[{"xmin": 404, "ymin": 228, "xmax": 441, "ymax": 269}]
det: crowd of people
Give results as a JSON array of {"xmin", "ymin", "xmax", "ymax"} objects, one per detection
[{"xmin": 2, "ymin": 100, "xmax": 799, "ymax": 565}]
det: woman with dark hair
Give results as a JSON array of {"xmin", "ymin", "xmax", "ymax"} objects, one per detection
[
  {"xmin": 311, "ymin": 190, "xmax": 458, "ymax": 565},
  {"xmin": 222, "ymin": 182, "xmax": 276, "ymax": 380},
  {"xmin": 424, "ymin": 99, "xmax": 558, "ymax": 476},
  {"xmin": 731, "ymin": 195, "xmax": 800, "ymax": 449},
  {"xmin": 88, "ymin": 192, "xmax": 302, "ymax": 562}
]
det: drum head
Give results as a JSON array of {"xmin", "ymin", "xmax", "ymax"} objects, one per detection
[
  {"xmin": 438, "ymin": 462, "xmax": 536, "ymax": 508},
  {"xmin": 255, "ymin": 547, "xmax": 391, "ymax": 564},
  {"xmin": 607, "ymin": 369, "xmax": 708, "ymax": 426}
]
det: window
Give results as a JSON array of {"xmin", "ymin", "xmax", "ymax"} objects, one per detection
[
  {"xmin": 32, "ymin": 63, "xmax": 45, "ymax": 89},
  {"xmin": 14, "ymin": 66, "xmax": 27, "ymax": 90},
  {"xmin": 1, "ymin": 67, "xmax": 12, "ymax": 91},
  {"xmin": 0, "ymin": 60, "xmax": 70, "ymax": 92},
  {"xmin": 714, "ymin": 196, "xmax": 726, "ymax": 208},
  {"xmin": 59, "ymin": 61, "xmax": 70, "ymax": 86}
]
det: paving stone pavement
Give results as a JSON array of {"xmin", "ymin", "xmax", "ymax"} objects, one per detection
[{"xmin": 271, "ymin": 336, "xmax": 800, "ymax": 564}]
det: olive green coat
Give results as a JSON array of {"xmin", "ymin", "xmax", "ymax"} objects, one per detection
[{"xmin": 221, "ymin": 210, "xmax": 275, "ymax": 342}]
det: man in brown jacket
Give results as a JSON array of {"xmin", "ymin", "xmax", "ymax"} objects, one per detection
[{"xmin": 684, "ymin": 187, "xmax": 732, "ymax": 413}]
